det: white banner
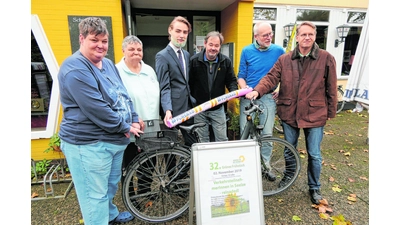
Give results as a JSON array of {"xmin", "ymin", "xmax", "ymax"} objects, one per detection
[{"xmin": 343, "ymin": 11, "xmax": 369, "ymax": 105}]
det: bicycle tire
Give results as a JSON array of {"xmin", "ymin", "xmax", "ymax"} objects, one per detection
[
  {"xmin": 258, "ymin": 136, "xmax": 301, "ymax": 196},
  {"xmin": 337, "ymin": 87, "xmax": 345, "ymax": 113},
  {"xmin": 121, "ymin": 147, "xmax": 191, "ymax": 223}
]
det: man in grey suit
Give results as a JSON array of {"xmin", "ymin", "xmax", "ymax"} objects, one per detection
[{"xmin": 155, "ymin": 16, "xmax": 197, "ymax": 146}]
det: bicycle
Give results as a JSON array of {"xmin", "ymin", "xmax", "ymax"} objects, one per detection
[
  {"xmin": 121, "ymin": 100, "xmax": 301, "ymax": 223},
  {"xmin": 337, "ymin": 85, "xmax": 345, "ymax": 113}
]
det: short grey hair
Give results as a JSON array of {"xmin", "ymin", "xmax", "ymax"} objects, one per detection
[
  {"xmin": 253, "ymin": 21, "xmax": 272, "ymax": 35},
  {"xmin": 122, "ymin": 35, "xmax": 143, "ymax": 50}
]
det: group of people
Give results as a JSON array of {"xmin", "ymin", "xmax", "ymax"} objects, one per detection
[{"xmin": 57, "ymin": 16, "xmax": 337, "ymax": 224}]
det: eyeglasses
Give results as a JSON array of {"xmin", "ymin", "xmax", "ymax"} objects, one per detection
[
  {"xmin": 299, "ymin": 33, "xmax": 315, "ymax": 38},
  {"xmin": 257, "ymin": 32, "xmax": 274, "ymax": 38}
]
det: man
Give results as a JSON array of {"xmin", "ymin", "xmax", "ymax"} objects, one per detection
[
  {"xmin": 189, "ymin": 31, "xmax": 238, "ymax": 142},
  {"xmin": 155, "ymin": 16, "xmax": 197, "ymax": 146},
  {"xmin": 237, "ymin": 21, "xmax": 285, "ymax": 181},
  {"xmin": 246, "ymin": 21, "xmax": 337, "ymax": 204},
  {"xmin": 58, "ymin": 17, "xmax": 143, "ymax": 224}
]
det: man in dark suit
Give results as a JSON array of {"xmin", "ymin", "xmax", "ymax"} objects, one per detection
[{"xmin": 155, "ymin": 16, "xmax": 197, "ymax": 146}]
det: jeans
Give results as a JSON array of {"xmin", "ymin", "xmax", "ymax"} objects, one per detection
[
  {"xmin": 240, "ymin": 94, "xmax": 276, "ymax": 163},
  {"xmin": 194, "ymin": 106, "xmax": 228, "ymax": 142},
  {"xmin": 281, "ymin": 121, "xmax": 324, "ymax": 190},
  {"xmin": 61, "ymin": 140, "xmax": 127, "ymax": 225}
]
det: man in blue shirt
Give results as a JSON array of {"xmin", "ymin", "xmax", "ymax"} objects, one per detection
[{"xmin": 237, "ymin": 21, "xmax": 285, "ymax": 181}]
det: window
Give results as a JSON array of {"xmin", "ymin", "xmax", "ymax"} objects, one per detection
[
  {"xmin": 296, "ymin": 9, "xmax": 329, "ymax": 22},
  {"xmin": 347, "ymin": 12, "xmax": 366, "ymax": 24},
  {"xmin": 31, "ymin": 15, "xmax": 60, "ymax": 139},
  {"xmin": 193, "ymin": 16, "xmax": 216, "ymax": 53},
  {"xmin": 253, "ymin": 8, "xmax": 277, "ymax": 20}
]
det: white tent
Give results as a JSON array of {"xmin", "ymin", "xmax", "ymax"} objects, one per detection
[{"xmin": 343, "ymin": 10, "xmax": 369, "ymax": 109}]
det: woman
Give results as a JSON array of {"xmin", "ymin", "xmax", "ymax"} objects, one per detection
[
  {"xmin": 58, "ymin": 17, "xmax": 142, "ymax": 225},
  {"xmin": 116, "ymin": 35, "xmax": 161, "ymax": 191}
]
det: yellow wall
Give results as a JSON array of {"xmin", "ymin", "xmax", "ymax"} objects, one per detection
[
  {"xmin": 31, "ymin": 0, "xmax": 125, "ymax": 161},
  {"xmin": 255, "ymin": 0, "xmax": 368, "ymax": 8},
  {"xmin": 221, "ymin": 0, "xmax": 254, "ymax": 114}
]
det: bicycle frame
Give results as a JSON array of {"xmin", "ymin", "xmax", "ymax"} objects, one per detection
[{"xmin": 240, "ymin": 99, "xmax": 266, "ymax": 141}]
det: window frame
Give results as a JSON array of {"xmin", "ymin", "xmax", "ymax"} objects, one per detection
[{"xmin": 31, "ymin": 14, "xmax": 60, "ymax": 139}]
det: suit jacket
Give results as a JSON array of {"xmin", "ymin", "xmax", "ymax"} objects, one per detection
[{"xmin": 155, "ymin": 45, "xmax": 196, "ymax": 118}]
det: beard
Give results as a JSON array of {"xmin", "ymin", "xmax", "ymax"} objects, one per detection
[{"xmin": 172, "ymin": 39, "xmax": 187, "ymax": 48}]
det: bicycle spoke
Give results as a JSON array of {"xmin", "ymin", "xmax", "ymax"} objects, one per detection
[
  {"xmin": 259, "ymin": 136, "xmax": 301, "ymax": 196},
  {"xmin": 122, "ymin": 147, "xmax": 191, "ymax": 223}
]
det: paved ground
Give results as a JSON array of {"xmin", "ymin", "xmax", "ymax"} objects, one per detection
[{"xmin": 31, "ymin": 107, "xmax": 369, "ymax": 225}]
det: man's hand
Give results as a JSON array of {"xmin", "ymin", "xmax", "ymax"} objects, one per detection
[
  {"xmin": 139, "ymin": 118, "xmax": 145, "ymax": 131},
  {"xmin": 245, "ymin": 90, "xmax": 259, "ymax": 100},
  {"xmin": 125, "ymin": 122, "xmax": 144, "ymax": 138},
  {"xmin": 272, "ymin": 91, "xmax": 279, "ymax": 102},
  {"xmin": 163, "ymin": 110, "xmax": 172, "ymax": 126}
]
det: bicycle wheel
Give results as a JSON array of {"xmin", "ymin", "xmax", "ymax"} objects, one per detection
[
  {"xmin": 122, "ymin": 147, "xmax": 191, "ymax": 223},
  {"xmin": 258, "ymin": 136, "xmax": 301, "ymax": 196},
  {"xmin": 337, "ymin": 87, "xmax": 345, "ymax": 113}
]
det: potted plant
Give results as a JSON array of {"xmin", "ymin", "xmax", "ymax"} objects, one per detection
[
  {"xmin": 227, "ymin": 109, "xmax": 240, "ymax": 140},
  {"xmin": 44, "ymin": 132, "xmax": 61, "ymax": 153}
]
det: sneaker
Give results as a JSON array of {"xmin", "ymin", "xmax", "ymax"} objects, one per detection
[
  {"xmin": 278, "ymin": 175, "xmax": 292, "ymax": 188},
  {"xmin": 265, "ymin": 171, "xmax": 276, "ymax": 181},
  {"xmin": 309, "ymin": 189, "xmax": 323, "ymax": 204}
]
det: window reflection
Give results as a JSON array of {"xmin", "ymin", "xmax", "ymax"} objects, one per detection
[
  {"xmin": 31, "ymin": 31, "xmax": 52, "ymax": 131},
  {"xmin": 347, "ymin": 12, "xmax": 366, "ymax": 24},
  {"xmin": 253, "ymin": 8, "xmax": 277, "ymax": 20},
  {"xmin": 193, "ymin": 16, "xmax": 216, "ymax": 53},
  {"xmin": 296, "ymin": 9, "xmax": 329, "ymax": 22}
]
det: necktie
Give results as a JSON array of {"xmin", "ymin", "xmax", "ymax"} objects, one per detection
[{"xmin": 177, "ymin": 50, "xmax": 185, "ymax": 77}]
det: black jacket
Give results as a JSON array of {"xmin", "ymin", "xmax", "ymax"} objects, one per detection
[{"xmin": 189, "ymin": 50, "xmax": 238, "ymax": 111}]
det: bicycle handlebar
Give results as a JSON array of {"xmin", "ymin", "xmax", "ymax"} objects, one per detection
[{"xmin": 243, "ymin": 99, "xmax": 264, "ymax": 115}]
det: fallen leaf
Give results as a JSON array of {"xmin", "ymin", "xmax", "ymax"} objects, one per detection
[
  {"xmin": 319, "ymin": 213, "xmax": 330, "ymax": 219},
  {"xmin": 332, "ymin": 186, "xmax": 342, "ymax": 192},
  {"xmin": 319, "ymin": 199, "xmax": 329, "ymax": 206},
  {"xmin": 277, "ymin": 198, "xmax": 284, "ymax": 203},
  {"xmin": 363, "ymin": 149, "xmax": 369, "ymax": 152},
  {"xmin": 324, "ymin": 131, "xmax": 334, "ymax": 135},
  {"xmin": 347, "ymin": 163, "xmax": 353, "ymax": 166},
  {"xmin": 360, "ymin": 176, "xmax": 368, "ymax": 181},
  {"xmin": 349, "ymin": 193, "xmax": 357, "ymax": 198},
  {"xmin": 31, "ymin": 192, "xmax": 39, "ymax": 198},
  {"xmin": 145, "ymin": 201, "xmax": 153, "ymax": 208},
  {"xmin": 338, "ymin": 149, "xmax": 345, "ymax": 153},
  {"xmin": 347, "ymin": 196, "xmax": 357, "ymax": 202},
  {"xmin": 329, "ymin": 176, "xmax": 335, "ymax": 182},
  {"xmin": 292, "ymin": 215, "xmax": 301, "ymax": 221},
  {"xmin": 348, "ymin": 178, "xmax": 354, "ymax": 182},
  {"xmin": 79, "ymin": 219, "xmax": 84, "ymax": 224},
  {"xmin": 47, "ymin": 187, "xmax": 52, "ymax": 192},
  {"xmin": 319, "ymin": 206, "xmax": 327, "ymax": 213},
  {"xmin": 344, "ymin": 152, "xmax": 351, "ymax": 156},
  {"xmin": 298, "ymin": 148, "xmax": 307, "ymax": 154}
]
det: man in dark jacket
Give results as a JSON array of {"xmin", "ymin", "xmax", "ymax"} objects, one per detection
[
  {"xmin": 189, "ymin": 31, "xmax": 238, "ymax": 142},
  {"xmin": 246, "ymin": 21, "xmax": 337, "ymax": 205}
]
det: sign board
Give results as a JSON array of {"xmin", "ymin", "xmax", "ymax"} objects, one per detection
[
  {"xmin": 67, "ymin": 16, "xmax": 115, "ymax": 62},
  {"xmin": 190, "ymin": 139, "xmax": 265, "ymax": 225}
]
